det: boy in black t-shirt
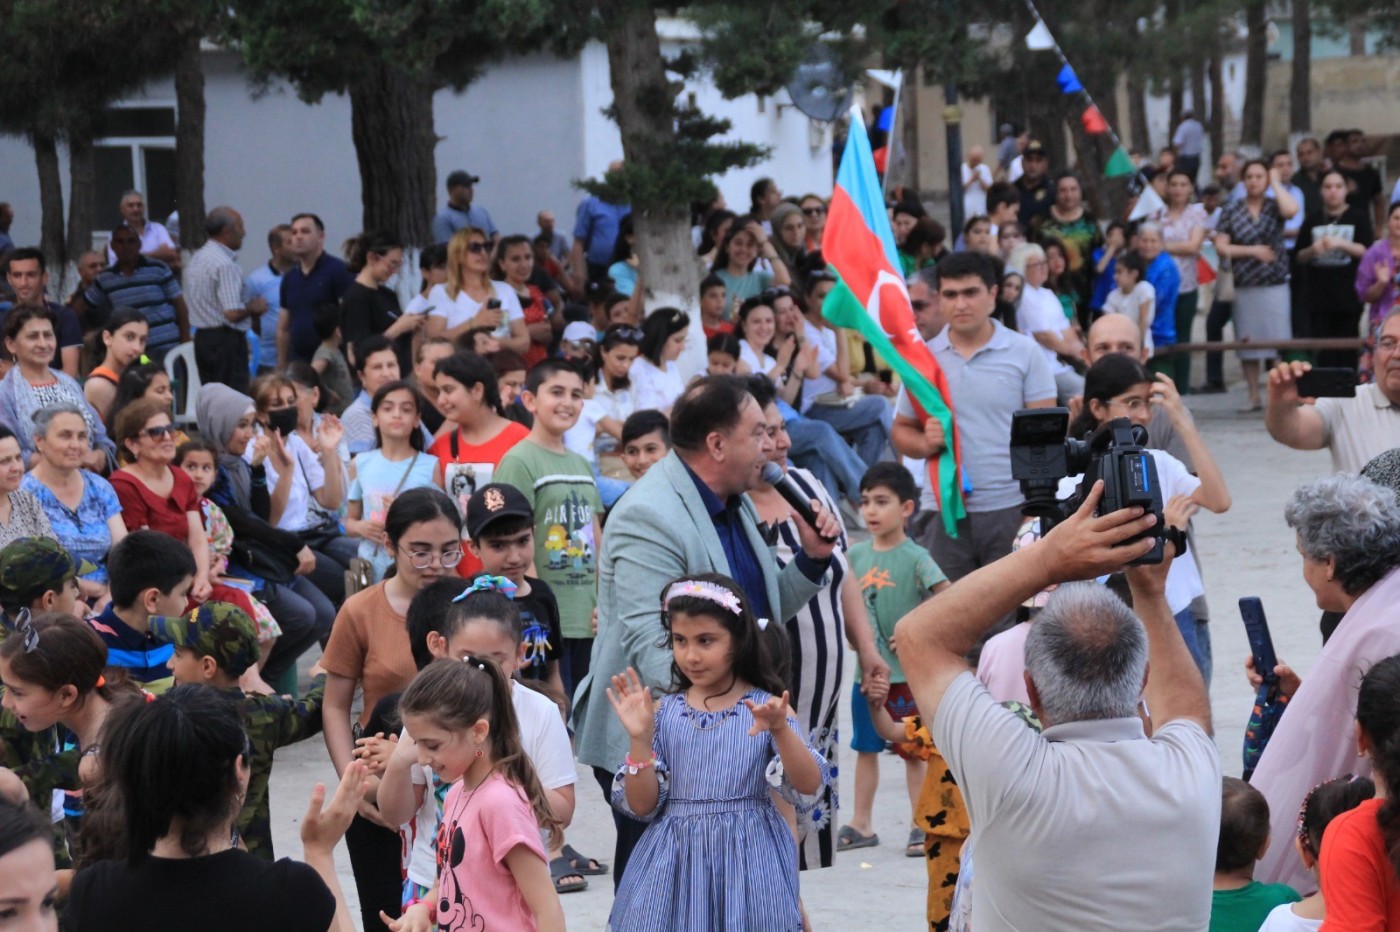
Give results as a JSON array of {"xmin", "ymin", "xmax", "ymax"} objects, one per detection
[{"xmin": 464, "ymin": 482, "xmax": 566, "ymax": 705}]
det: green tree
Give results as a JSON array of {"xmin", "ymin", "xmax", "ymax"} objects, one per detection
[
  {"xmin": 223, "ymin": 0, "xmax": 560, "ymax": 244},
  {"xmin": 0, "ymin": 1, "xmax": 180, "ymax": 272}
]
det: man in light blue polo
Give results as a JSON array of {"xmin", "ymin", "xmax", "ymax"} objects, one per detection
[
  {"xmin": 431, "ymin": 170, "xmax": 498, "ymax": 245},
  {"xmin": 891, "ymin": 251, "xmax": 1055, "ymax": 585}
]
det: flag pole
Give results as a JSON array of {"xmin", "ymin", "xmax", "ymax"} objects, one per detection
[
  {"xmin": 1022, "ymin": 0, "xmax": 1149, "ymax": 191},
  {"xmin": 881, "ymin": 71, "xmax": 904, "ymax": 202}
]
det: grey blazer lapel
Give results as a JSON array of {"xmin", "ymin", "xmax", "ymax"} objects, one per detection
[{"xmin": 659, "ymin": 453, "xmax": 730, "ymax": 574}]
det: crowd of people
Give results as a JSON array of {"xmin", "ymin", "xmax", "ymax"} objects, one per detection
[{"xmin": 0, "ymin": 121, "xmax": 1398, "ymax": 932}]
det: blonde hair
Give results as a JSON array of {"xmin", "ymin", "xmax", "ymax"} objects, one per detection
[{"xmin": 445, "ymin": 227, "xmax": 491, "ymax": 301}]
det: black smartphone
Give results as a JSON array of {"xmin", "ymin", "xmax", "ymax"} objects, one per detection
[
  {"xmin": 1240, "ymin": 597, "xmax": 1279, "ymax": 687},
  {"xmin": 267, "ymin": 406, "xmax": 298, "ymax": 437},
  {"xmin": 1295, "ymin": 367, "xmax": 1356, "ymax": 398},
  {"xmin": 487, "ymin": 298, "xmax": 502, "ymax": 310}
]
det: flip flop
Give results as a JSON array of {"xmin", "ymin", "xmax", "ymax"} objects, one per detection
[
  {"xmin": 906, "ymin": 828, "xmax": 926, "ymax": 858},
  {"xmin": 837, "ymin": 824, "xmax": 879, "ymax": 851},
  {"xmin": 549, "ymin": 857, "xmax": 588, "ymax": 894},
  {"xmin": 560, "ymin": 844, "xmax": 609, "ymax": 875}
]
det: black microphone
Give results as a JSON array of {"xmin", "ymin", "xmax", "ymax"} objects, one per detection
[{"xmin": 761, "ymin": 463, "xmax": 839, "ymax": 542}]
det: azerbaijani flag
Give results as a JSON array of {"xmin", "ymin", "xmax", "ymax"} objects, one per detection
[{"xmin": 821, "ymin": 108, "xmax": 966, "ymax": 534}]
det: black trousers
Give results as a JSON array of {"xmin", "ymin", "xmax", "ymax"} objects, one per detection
[
  {"xmin": 594, "ymin": 765, "xmax": 649, "ymax": 892},
  {"xmin": 194, "ymin": 326, "xmax": 250, "ymax": 393},
  {"xmin": 1205, "ymin": 298, "xmax": 1233, "ymax": 389},
  {"xmin": 345, "ymin": 814, "xmax": 402, "ymax": 930}
]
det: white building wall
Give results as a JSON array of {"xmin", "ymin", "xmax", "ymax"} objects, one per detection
[{"xmin": 0, "ymin": 35, "xmax": 833, "ymax": 277}]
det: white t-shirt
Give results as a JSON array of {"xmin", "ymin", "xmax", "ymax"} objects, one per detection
[
  {"xmin": 800, "ymin": 320, "xmax": 839, "ymax": 412},
  {"xmin": 564, "ymin": 396, "xmax": 606, "ymax": 465},
  {"xmin": 404, "ymin": 682, "xmax": 576, "ymax": 886},
  {"xmin": 1257, "ymin": 903, "xmax": 1321, "ymax": 932},
  {"xmin": 630, "ymin": 357, "xmax": 686, "ymax": 412},
  {"xmin": 1016, "ymin": 285, "xmax": 1073, "ymax": 375},
  {"xmin": 739, "ymin": 341, "xmax": 777, "ymax": 378},
  {"xmin": 962, "ymin": 162, "xmax": 993, "ymax": 218},
  {"xmin": 243, "ymin": 429, "xmax": 324, "ymax": 532},
  {"xmin": 1008, "ymin": 155, "xmax": 1024, "ymax": 183},
  {"xmin": 1058, "ymin": 448, "xmax": 1204, "ymax": 614},
  {"xmin": 1102, "ymin": 281, "xmax": 1157, "ymax": 352},
  {"xmin": 426, "ymin": 280, "xmax": 523, "ymax": 338}
]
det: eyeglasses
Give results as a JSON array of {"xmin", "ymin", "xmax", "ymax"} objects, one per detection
[
  {"xmin": 759, "ymin": 286, "xmax": 795, "ymax": 304},
  {"xmin": 141, "ymin": 424, "xmax": 177, "ymax": 440},
  {"xmin": 802, "ymin": 206, "xmax": 827, "ymax": 217},
  {"xmin": 397, "ymin": 546, "xmax": 464, "ymax": 570},
  {"xmin": 466, "ymin": 242, "xmax": 489, "ymax": 255},
  {"xmin": 911, "ymin": 299, "xmax": 933, "ymax": 311},
  {"xmin": 1379, "ymin": 337, "xmax": 1399, "ymax": 354},
  {"xmin": 566, "ymin": 339, "xmax": 597, "ymax": 351},
  {"xmin": 1025, "ymin": 260, "xmax": 1048, "ymax": 269},
  {"xmin": 604, "ymin": 327, "xmax": 643, "ymax": 344},
  {"xmin": 12, "ymin": 608, "xmax": 36, "ymax": 653}
]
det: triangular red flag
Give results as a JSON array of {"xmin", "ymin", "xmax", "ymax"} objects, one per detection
[{"xmin": 1081, "ymin": 105, "xmax": 1108, "ymax": 134}]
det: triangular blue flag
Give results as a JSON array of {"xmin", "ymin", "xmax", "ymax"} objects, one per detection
[
  {"xmin": 1056, "ymin": 64, "xmax": 1083, "ymax": 95},
  {"xmin": 876, "ymin": 106, "xmax": 895, "ymax": 132}
]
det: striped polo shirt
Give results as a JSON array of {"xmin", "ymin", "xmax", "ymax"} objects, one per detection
[
  {"xmin": 83, "ymin": 257, "xmax": 183, "ymax": 355},
  {"xmin": 87, "ymin": 605, "xmax": 174, "ymax": 694}
]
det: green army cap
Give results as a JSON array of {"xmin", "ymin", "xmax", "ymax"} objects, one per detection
[
  {"xmin": 0, "ymin": 537, "xmax": 95, "ymax": 607},
  {"xmin": 151, "ymin": 601, "xmax": 261, "ymax": 677}
]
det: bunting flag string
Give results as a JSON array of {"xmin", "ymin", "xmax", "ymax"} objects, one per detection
[{"xmin": 1022, "ymin": 0, "xmax": 1149, "ymax": 189}]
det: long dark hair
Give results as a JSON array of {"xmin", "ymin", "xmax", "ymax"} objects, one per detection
[
  {"xmin": 657, "ymin": 572, "xmax": 786, "ymax": 702},
  {"xmin": 108, "ymin": 361, "xmax": 168, "ymax": 431},
  {"xmin": 384, "ymin": 487, "xmax": 461, "ymax": 557},
  {"xmin": 347, "ymin": 230, "xmax": 404, "ymax": 274},
  {"xmin": 400, "ymin": 658, "xmax": 562, "ymax": 847},
  {"xmin": 595, "ymin": 323, "xmax": 642, "ymax": 391},
  {"xmin": 639, "ymin": 308, "xmax": 689, "ymax": 366},
  {"xmin": 434, "ymin": 351, "xmax": 503, "ymax": 416},
  {"xmin": 1071, "ymin": 354, "xmax": 1152, "ymax": 439},
  {"xmin": 283, "ymin": 360, "xmax": 336, "ymax": 413},
  {"xmin": 109, "ymin": 685, "xmax": 248, "ymax": 863},
  {"xmin": 0, "ymin": 612, "xmax": 115, "ymax": 704},
  {"xmin": 1359, "ymin": 655, "xmax": 1400, "ymax": 877},
  {"xmin": 711, "ymin": 214, "xmax": 762, "ymax": 273},
  {"xmin": 0, "ymin": 796, "xmax": 51, "ymax": 860},
  {"xmin": 697, "ymin": 209, "xmax": 736, "ymax": 257},
  {"xmin": 370, "ymin": 379, "xmax": 425, "ymax": 452}
]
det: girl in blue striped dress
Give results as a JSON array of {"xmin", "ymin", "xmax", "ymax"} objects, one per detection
[{"xmin": 605, "ymin": 573, "xmax": 831, "ymax": 931}]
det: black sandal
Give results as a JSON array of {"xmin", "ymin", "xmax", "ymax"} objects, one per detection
[
  {"xmin": 549, "ymin": 856, "xmax": 588, "ymax": 893},
  {"xmin": 561, "ymin": 844, "xmax": 608, "ymax": 875}
]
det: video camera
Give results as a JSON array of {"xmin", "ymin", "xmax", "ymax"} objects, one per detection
[{"xmin": 1008, "ymin": 407, "xmax": 1184, "ymax": 566}]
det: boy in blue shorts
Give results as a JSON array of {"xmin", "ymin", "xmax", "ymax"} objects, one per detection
[{"xmin": 839, "ymin": 462, "xmax": 949, "ymax": 857}]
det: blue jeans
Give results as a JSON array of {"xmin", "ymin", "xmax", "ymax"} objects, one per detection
[
  {"xmin": 805, "ymin": 396, "xmax": 891, "ymax": 469},
  {"xmin": 785, "ymin": 414, "xmax": 866, "ymax": 505},
  {"xmin": 1174, "ymin": 608, "xmax": 1211, "ymax": 685}
]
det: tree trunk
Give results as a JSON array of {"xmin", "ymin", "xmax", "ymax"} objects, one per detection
[
  {"xmin": 1240, "ymin": 0, "xmax": 1268, "ymax": 148},
  {"xmin": 1208, "ymin": 54, "xmax": 1225, "ymax": 163},
  {"xmin": 348, "ymin": 62, "xmax": 436, "ymax": 245},
  {"xmin": 33, "ymin": 131, "xmax": 66, "ymax": 276},
  {"xmin": 1349, "ymin": 21, "xmax": 1366, "ymax": 56},
  {"xmin": 175, "ymin": 27, "xmax": 208, "ymax": 252},
  {"xmin": 1290, "ymin": 0, "xmax": 1311, "ymax": 134},
  {"xmin": 1168, "ymin": 72, "xmax": 1184, "ymax": 134},
  {"xmin": 1128, "ymin": 66, "xmax": 1151, "ymax": 155},
  {"xmin": 1190, "ymin": 52, "xmax": 1208, "ymax": 119},
  {"xmin": 601, "ymin": 0, "xmax": 705, "ymax": 378},
  {"xmin": 65, "ymin": 127, "xmax": 96, "ymax": 290}
]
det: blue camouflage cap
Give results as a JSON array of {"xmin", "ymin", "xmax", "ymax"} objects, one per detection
[{"xmin": 151, "ymin": 601, "xmax": 261, "ymax": 676}]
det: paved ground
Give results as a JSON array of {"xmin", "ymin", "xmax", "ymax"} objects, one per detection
[{"xmin": 267, "ymin": 358, "xmax": 1340, "ymax": 929}]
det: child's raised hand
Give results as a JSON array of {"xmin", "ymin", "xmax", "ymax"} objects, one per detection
[
  {"xmin": 354, "ymin": 732, "xmax": 399, "ymax": 775},
  {"xmin": 606, "ymin": 667, "xmax": 656, "ymax": 741},
  {"xmin": 744, "ymin": 690, "xmax": 792, "ymax": 736},
  {"xmin": 301, "ymin": 760, "xmax": 368, "ymax": 856}
]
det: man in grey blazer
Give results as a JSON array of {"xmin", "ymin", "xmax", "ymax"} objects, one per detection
[{"xmin": 573, "ymin": 374, "xmax": 842, "ymax": 886}]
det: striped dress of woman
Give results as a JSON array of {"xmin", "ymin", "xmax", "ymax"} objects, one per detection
[{"xmin": 771, "ymin": 466, "xmax": 847, "ymax": 869}]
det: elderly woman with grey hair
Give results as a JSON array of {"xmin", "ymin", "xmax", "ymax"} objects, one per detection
[
  {"xmin": 1247, "ymin": 472, "xmax": 1400, "ymax": 891},
  {"xmin": 19, "ymin": 403, "xmax": 129, "ymax": 607}
]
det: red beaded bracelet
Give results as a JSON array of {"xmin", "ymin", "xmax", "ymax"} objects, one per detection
[{"xmin": 623, "ymin": 754, "xmax": 656, "ymax": 775}]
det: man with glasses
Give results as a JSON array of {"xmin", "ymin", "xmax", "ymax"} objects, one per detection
[
  {"xmin": 185, "ymin": 206, "xmax": 266, "ymax": 393},
  {"xmin": 1266, "ymin": 308, "xmax": 1400, "ymax": 474}
]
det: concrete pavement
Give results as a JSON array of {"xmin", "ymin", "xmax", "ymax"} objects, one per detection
[{"xmin": 267, "ymin": 373, "xmax": 1342, "ymax": 929}]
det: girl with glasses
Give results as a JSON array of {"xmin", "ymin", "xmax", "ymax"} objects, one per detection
[{"xmin": 322, "ymin": 486, "xmax": 465, "ymax": 928}]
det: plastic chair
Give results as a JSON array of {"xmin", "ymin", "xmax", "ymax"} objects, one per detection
[
  {"xmin": 164, "ymin": 341, "xmax": 202, "ymax": 428},
  {"xmin": 247, "ymin": 329, "xmax": 261, "ymax": 376}
]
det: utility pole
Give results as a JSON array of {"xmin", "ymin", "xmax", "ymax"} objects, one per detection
[{"xmin": 944, "ymin": 85, "xmax": 965, "ymax": 236}]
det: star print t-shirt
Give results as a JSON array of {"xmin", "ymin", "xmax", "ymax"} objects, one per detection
[
  {"xmin": 436, "ymin": 772, "xmax": 547, "ymax": 931},
  {"xmin": 847, "ymin": 538, "xmax": 947, "ymax": 683}
]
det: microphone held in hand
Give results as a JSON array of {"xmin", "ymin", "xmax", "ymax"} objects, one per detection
[{"xmin": 761, "ymin": 463, "xmax": 840, "ymax": 542}]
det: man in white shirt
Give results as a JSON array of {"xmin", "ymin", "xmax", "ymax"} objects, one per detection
[
  {"xmin": 104, "ymin": 189, "xmax": 181, "ymax": 269},
  {"xmin": 961, "ymin": 147, "xmax": 993, "ymax": 221},
  {"xmin": 1265, "ymin": 310, "xmax": 1400, "ymax": 474},
  {"xmin": 1172, "ymin": 109, "xmax": 1205, "ymax": 185},
  {"xmin": 896, "ymin": 490, "xmax": 1219, "ymax": 931}
]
